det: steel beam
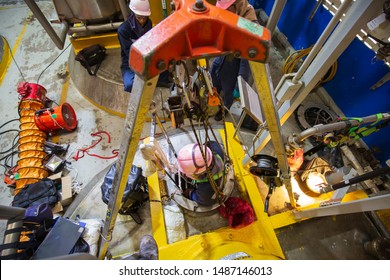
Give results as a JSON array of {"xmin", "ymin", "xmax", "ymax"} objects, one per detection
[
  {"xmin": 24, "ymin": 0, "xmax": 68, "ymax": 50},
  {"xmin": 293, "ymin": 194, "xmax": 390, "ymax": 219},
  {"xmin": 98, "ymin": 74, "xmax": 158, "ymax": 259},
  {"xmin": 130, "ymin": 0, "xmax": 271, "ymax": 79},
  {"xmin": 292, "ymin": 0, "xmax": 353, "ymax": 83},
  {"xmin": 266, "ymin": 0, "xmax": 287, "ymax": 36},
  {"xmin": 249, "ymin": 62, "xmax": 295, "ymax": 208}
]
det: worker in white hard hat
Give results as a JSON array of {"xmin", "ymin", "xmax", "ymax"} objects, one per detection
[
  {"xmin": 118, "ymin": 0, "xmax": 170, "ymax": 92},
  {"xmin": 211, "ymin": 0, "xmax": 259, "ymax": 131},
  {"xmin": 177, "ymin": 141, "xmax": 225, "ymax": 206}
]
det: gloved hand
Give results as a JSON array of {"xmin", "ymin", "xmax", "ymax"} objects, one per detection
[{"xmin": 233, "ymin": 88, "xmax": 240, "ymax": 99}]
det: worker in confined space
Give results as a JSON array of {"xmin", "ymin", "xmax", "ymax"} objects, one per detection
[
  {"xmin": 118, "ymin": 0, "xmax": 170, "ymax": 92},
  {"xmin": 177, "ymin": 141, "xmax": 225, "ymax": 206},
  {"xmin": 210, "ymin": 0, "xmax": 259, "ymax": 131}
]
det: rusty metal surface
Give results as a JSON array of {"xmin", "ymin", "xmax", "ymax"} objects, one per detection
[
  {"xmin": 276, "ymin": 212, "xmax": 382, "ymax": 259},
  {"xmin": 52, "ymin": 0, "xmax": 121, "ymax": 23}
]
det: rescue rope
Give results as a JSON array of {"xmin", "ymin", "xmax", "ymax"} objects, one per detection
[
  {"xmin": 182, "ymin": 64, "xmax": 233, "ymax": 204},
  {"xmin": 168, "ymin": 59, "xmax": 234, "ymax": 205}
]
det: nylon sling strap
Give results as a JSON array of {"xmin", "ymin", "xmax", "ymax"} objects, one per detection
[
  {"xmin": 347, "ymin": 114, "xmax": 388, "ymax": 140},
  {"xmin": 334, "ymin": 114, "xmax": 388, "ymax": 143}
]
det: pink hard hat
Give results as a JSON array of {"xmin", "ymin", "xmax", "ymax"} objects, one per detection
[
  {"xmin": 216, "ymin": 0, "xmax": 236, "ymax": 10},
  {"xmin": 177, "ymin": 144, "xmax": 213, "ymax": 178},
  {"xmin": 129, "ymin": 0, "xmax": 151, "ymax": 16}
]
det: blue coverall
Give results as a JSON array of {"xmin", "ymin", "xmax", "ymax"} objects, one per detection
[
  {"xmin": 210, "ymin": 57, "xmax": 251, "ymax": 109},
  {"xmin": 118, "ymin": 12, "xmax": 169, "ymax": 92},
  {"xmin": 189, "ymin": 141, "xmax": 226, "ymax": 206},
  {"xmin": 209, "ymin": 20, "xmax": 259, "ymax": 130}
]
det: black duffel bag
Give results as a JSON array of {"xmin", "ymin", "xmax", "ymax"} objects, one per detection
[
  {"xmin": 100, "ymin": 164, "xmax": 149, "ymax": 224},
  {"xmin": 75, "ymin": 44, "xmax": 106, "ymax": 76},
  {"xmin": 12, "ymin": 178, "xmax": 59, "ymax": 208}
]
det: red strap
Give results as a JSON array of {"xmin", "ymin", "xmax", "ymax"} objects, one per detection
[{"xmin": 72, "ymin": 131, "xmax": 118, "ymax": 161}]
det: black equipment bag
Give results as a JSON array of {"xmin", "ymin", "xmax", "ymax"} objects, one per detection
[
  {"xmin": 75, "ymin": 44, "xmax": 106, "ymax": 76},
  {"xmin": 12, "ymin": 178, "xmax": 59, "ymax": 208},
  {"xmin": 100, "ymin": 164, "xmax": 149, "ymax": 224}
]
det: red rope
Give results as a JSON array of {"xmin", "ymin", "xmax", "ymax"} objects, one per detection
[{"xmin": 73, "ymin": 131, "xmax": 119, "ymax": 161}]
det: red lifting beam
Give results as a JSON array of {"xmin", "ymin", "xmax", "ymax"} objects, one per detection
[{"xmin": 129, "ymin": 0, "xmax": 271, "ymax": 79}]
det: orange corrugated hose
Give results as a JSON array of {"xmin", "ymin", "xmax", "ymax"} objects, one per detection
[{"xmin": 15, "ymin": 83, "xmax": 48, "ymax": 195}]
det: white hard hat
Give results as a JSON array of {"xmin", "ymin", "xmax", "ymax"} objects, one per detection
[
  {"xmin": 129, "ymin": 0, "xmax": 151, "ymax": 16},
  {"xmin": 216, "ymin": 0, "xmax": 236, "ymax": 10}
]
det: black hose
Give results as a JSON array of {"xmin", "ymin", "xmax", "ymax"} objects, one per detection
[{"xmin": 322, "ymin": 164, "xmax": 390, "ymax": 193}]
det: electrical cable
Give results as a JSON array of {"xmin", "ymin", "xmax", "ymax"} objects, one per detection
[
  {"xmin": 2, "ymin": 36, "xmax": 71, "ymax": 90},
  {"xmin": 0, "ymin": 118, "xmax": 19, "ymax": 130},
  {"xmin": 0, "ymin": 163, "xmax": 9, "ymax": 172},
  {"xmin": 282, "ymin": 46, "xmax": 338, "ymax": 86},
  {"xmin": 0, "ymin": 132, "xmax": 19, "ymax": 176},
  {"xmin": 0, "ymin": 129, "xmax": 19, "ymax": 154},
  {"xmin": 5, "ymin": 146, "xmax": 17, "ymax": 172},
  {"xmin": 0, "ymin": 129, "xmax": 20, "ymax": 135},
  {"xmin": 1, "ymin": 36, "xmax": 26, "ymax": 82},
  {"xmin": 36, "ymin": 42, "xmax": 71, "ymax": 85},
  {"xmin": 0, "ymin": 151, "xmax": 18, "ymax": 162},
  {"xmin": 0, "ymin": 144, "xmax": 17, "ymax": 155},
  {"xmin": 1, "ymin": 151, "xmax": 18, "ymax": 174}
]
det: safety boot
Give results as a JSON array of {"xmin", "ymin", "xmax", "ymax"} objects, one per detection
[{"xmin": 139, "ymin": 235, "xmax": 158, "ymax": 260}]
